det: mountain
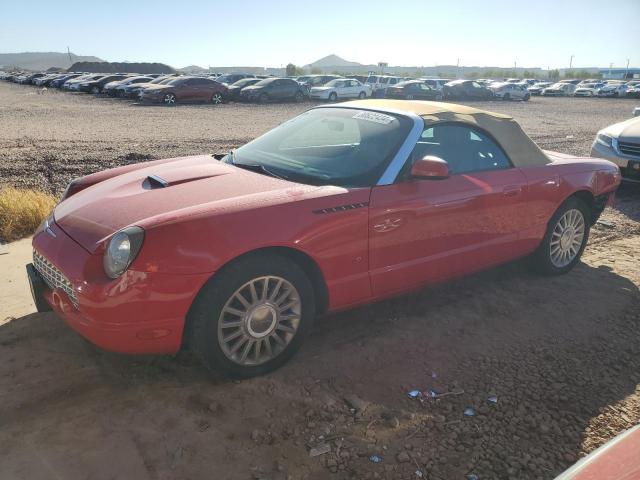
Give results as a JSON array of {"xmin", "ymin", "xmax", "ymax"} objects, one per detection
[
  {"xmin": 178, "ymin": 65, "xmax": 208, "ymax": 73},
  {"xmin": 0, "ymin": 52, "xmax": 104, "ymax": 71},
  {"xmin": 304, "ymin": 54, "xmax": 363, "ymax": 69}
]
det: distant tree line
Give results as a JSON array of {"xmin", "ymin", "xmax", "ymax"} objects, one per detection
[{"xmin": 68, "ymin": 62, "xmax": 176, "ymax": 74}]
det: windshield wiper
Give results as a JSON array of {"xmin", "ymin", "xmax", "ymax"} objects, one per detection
[{"xmin": 226, "ymin": 151, "xmax": 288, "ymax": 180}]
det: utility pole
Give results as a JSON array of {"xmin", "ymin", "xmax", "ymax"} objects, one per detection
[
  {"xmin": 67, "ymin": 46, "xmax": 72, "ymax": 65},
  {"xmin": 625, "ymin": 59, "xmax": 630, "ymax": 79},
  {"xmin": 456, "ymin": 58, "xmax": 460, "ymax": 79}
]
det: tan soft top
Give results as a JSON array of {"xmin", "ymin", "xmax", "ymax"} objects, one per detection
[{"xmin": 341, "ymin": 99, "xmax": 551, "ymax": 168}]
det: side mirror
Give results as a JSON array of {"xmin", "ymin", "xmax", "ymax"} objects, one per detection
[{"xmin": 411, "ymin": 156, "xmax": 449, "ymax": 180}]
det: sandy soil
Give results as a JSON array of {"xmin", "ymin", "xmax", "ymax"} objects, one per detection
[{"xmin": 0, "ymin": 81, "xmax": 639, "ymax": 480}]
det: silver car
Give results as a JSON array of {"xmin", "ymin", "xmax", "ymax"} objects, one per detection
[
  {"xmin": 489, "ymin": 82, "xmax": 531, "ymax": 101},
  {"xmin": 591, "ymin": 116, "xmax": 640, "ymax": 183}
]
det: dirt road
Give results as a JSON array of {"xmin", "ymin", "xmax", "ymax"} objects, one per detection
[{"xmin": 0, "ymin": 81, "xmax": 639, "ymax": 480}]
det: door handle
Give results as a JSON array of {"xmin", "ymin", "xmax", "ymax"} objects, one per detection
[{"xmin": 502, "ymin": 186, "xmax": 522, "ymax": 197}]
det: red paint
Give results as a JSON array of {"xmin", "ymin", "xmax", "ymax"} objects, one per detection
[{"xmin": 32, "ymin": 149, "xmax": 620, "ymax": 355}]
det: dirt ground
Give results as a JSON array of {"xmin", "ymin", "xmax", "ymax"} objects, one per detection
[{"xmin": 0, "ymin": 81, "xmax": 639, "ymax": 480}]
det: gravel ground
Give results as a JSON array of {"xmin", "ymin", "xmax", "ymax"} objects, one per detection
[{"xmin": 0, "ymin": 81, "xmax": 639, "ymax": 480}]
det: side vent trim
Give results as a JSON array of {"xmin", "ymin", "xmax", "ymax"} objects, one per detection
[{"xmin": 313, "ymin": 202, "xmax": 369, "ymax": 215}]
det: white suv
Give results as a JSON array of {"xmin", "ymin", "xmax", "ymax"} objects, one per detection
[{"xmin": 366, "ymin": 75, "xmax": 403, "ymax": 97}]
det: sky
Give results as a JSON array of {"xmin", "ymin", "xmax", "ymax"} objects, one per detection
[{"xmin": 1, "ymin": 0, "xmax": 639, "ymax": 69}]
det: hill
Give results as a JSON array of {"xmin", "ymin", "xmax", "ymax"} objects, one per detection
[
  {"xmin": 0, "ymin": 52, "xmax": 104, "ymax": 71},
  {"xmin": 304, "ymin": 54, "xmax": 362, "ymax": 69},
  {"xmin": 68, "ymin": 61, "xmax": 175, "ymax": 74}
]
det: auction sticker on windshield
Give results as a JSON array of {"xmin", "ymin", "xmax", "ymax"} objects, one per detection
[{"xmin": 352, "ymin": 111, "xmax": 395, "ymax": 125}]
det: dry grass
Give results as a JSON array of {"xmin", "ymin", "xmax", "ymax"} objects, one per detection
[{"xmin": 0, "ymin": 187, "xmax": 57, "ymax": 242}]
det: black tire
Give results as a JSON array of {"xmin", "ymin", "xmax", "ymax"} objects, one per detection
[
  {"xmin": 503, "ymin": 93, "xmax": 510, "ymax": 101},
  {"xmin": 328, "ymin": 92, "xmax": 338, "ymax": 102},
  {"xmin": 91, "ymin": 86, "xmax": 100, "ymax": 94},
  {"xmin": 523, "ymin": 93, "xmax": 530, "ymax": 101},
  {"xmin": 258, "ymin": 93, "xmax": 269, "ymax": 104},
  {"xmin": 294, "ymin": 91, "xmax": 304, "ymax": 103},
  {"xmin": 530, "ymin": 197, "xmax": 591, "ymax": 275},
  {"xmin": 163, "ymin": 93, "xmax": 176, "ymax": 106},
  {"xmin": 188, "ymin": 253, "xmax": 316, "ymax": 379},
  {"xmin": 435, "ymin": 92, "xmax": 444, "ymax": 101},
  {"xmin": 358, "ymin": 91, "xmax": 366, "ymax": 99},
  {"xmin": 405, "ymin": 94, "xmax": 414, "ymax": 100}
]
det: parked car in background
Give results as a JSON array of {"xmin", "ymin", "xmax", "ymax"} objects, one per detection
[
  {"xmin": 591, "ymin": 115, "xmax": 640, "ymax": 183},
  {"xmin": 574, "ymin": 82, "xmax": 605, "ymax": 97},
  {"xmin": 50, "ymin": 74, "xmax": 82, "ymax": 88},
  {"xmin": 598, "ymin": 83, "xmax": 628, "ymax": 97},
  {"xmin": 309, "ymin": 78, "xmax": 371, "ymax": 101},
  {"xmin": 418, "ymin": 78, "xmax": 450, "ymax": 91},
  {"xmin": 80, "ymin": 75, "xmax": 129, "ymax": 94},
  {"xmin": 27, "ymin": 100, "xmax": 620, "ymax": 378},
  {"xmin": 385, "ymin": 80, "xmax": 443, "ymax": 100},
  {"xmin": 64, "ymin": 74, "xmax": 100, "ymax": 90},
  {"xmin": 122, "ymin": 75, "xmax": 176, "ymax": 99},
  {"xmin": 528, "ymin": 82, "xmax": 552, "ymax": 95},
  {"xmin": 366, "ymin": 75, "xmax": 403, "ymax": 97},
  {"xmin": 443, "ymin": 80, "xmax": 494, "ymax": 100},
  {"xmin": 559, "ymin": 79, "xmax": 581, "ymax": 85},
  {"xmin": 103, "ymin": 76, "xmax": 153, "ymax": 97},
  {"xmin": 216, "ymin": 73, "xmax": 255, "ymax": 86},
  {"xmin": 227, "ymin": 77, "xmax": 263, "ymax": 101},
  {"xmin": 541, "ymin": 82, "xmax": 576, "ymax": 97},
  {"xmin": 139, "ymin": 76, "xmax": 227, "ymax": 105},
  {"xmin": 297, "ymin": 75, "xmax": 342, "ymax": 91},
  {"xmin": 489, "ymin": 82, "xmax": 530, "ymax": 101},
  {"xmin": 240, "ymin": 78, "xmax": 306, "ymax": 103},
  {"xmin": 627, "ymin": 84, "xmax": 640, "ymax": 99},
  {"xmin": 33, "ymin": 73, "xmax": 63, "ymax": 87}
]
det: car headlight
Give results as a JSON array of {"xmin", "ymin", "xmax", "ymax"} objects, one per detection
[
  {"xmin": 596, "ymin": 133, "xmax": 613, "ymax": 148},
  {"xmin": 103, "ymin": 226, "xmax": 145, "ymax": 279}
]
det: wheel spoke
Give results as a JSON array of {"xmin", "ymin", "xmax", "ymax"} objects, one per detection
[
  {"xmin": 223, "ymin": 306, "xmax": 245, "ymax": 318},
  {"xmin": 276, "ymin": 323, "xmax": 296, "ymax": 334},
  {"xmin": 239, "ymin": 339, "xmax": 254, "ymax": 363},
  {"xmin": 221, "ymin": 320, "xmax": 243, "ymax": 329},
  {"xmin": 249, "ymin": 282, "xmax": 259, "ymax": 303},
  {"xmin": 234, "ymin": 292, "xmax": 251, "ymax": 309},
  {"xmin": 222, "ymin": 329, "xmax": 244, "ymax": 342},
  {"xmin": 269, "ymin": 279, "xmax": 283, "ymax": 301}
]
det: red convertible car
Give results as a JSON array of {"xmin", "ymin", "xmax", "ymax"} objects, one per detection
[{"xmin": 27, "ymin": 100, "xmax": 621, "ymax": 378}]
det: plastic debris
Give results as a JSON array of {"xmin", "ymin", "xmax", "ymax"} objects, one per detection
[
  {"xmin": 565, "ymin": 135, "xmax": 575, "ymax": 139},
  {"xmin": 431, "ymin": 371, "xmax": 438, "ymax": 379},
  {"xmin": 408, "ymin": 390, "xmax": 422, "ymax": 398},
  {"xmin": 369, "ymin": 455, "xmax": 382, "ymax": 463},
  {"xmin": 415, "ymin": 469, "xmax": 424, "ymax": 477},
  {"xmin": 463, "ymin": 407, "xmax": 476, "ymax": 417},
  {"xmin": 309, "ymin": 444, "xmax": 331, "ymax": 457},
  {"xmin": 467, "ymin": 474, "xmax": 479, "ymax": 480},
  {"xmin": 596, "ymin": 219, "xmax": 615, "ymax": 229},
  {"xmin": 427, "ymin": 389, "xmax": 439, "ymax": 398},
  {"xmin": 487, "ymin": 395, "xmax": 498, "ymax": 404}
]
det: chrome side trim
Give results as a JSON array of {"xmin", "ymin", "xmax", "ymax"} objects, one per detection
[{"xmin": 312, "ymin": 104, "xmax": 424, "ymax": 186}]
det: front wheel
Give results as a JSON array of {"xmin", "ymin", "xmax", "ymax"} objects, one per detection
[
  {"xmin": 328, "ymin": 92, "xmax": 338, "ymax": 102},
  {"xmin": 163, "ymin": 93, "xmax": 176, "ymax": 106},
  {"xmin": 91, "ymin": 86, "xmax": 100, "ymax": 94},
  {"xmin": 435, "ymin": 92, "xmax": 444, "ymax": 101},
  {"xmin": 503, "ymin": 93, "xmax": 510, "ymax": 101},
  {"xmin": 358, "ymin": 91, "xmax": 366, "ymax": 99},
  {"xmin": 405, "ymin": 94, "xmax": 414, "ymax": 100},
  {"xmin": 188, "ymin": 254, "xmax": 316, "ymax": 378},
  {"xmin": 294, "ymin": 91, "xmax": 304, "ymax": 103},
  {"xmin": 211, "ymin": 92, "xmax": 224, "ymax": 104},
  {"xmin": 531, "ymin": 197, "xmax": 590, "ymax": 275},
  {"xmin": 523, "ymin": 93, "xmax": 530, "ymax": 101},
  {"xmin": 258, "ymin": 93, "xmax": 269, "ymax": 104}
]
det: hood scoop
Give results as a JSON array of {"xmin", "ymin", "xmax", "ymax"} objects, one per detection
[{"xmin": 146, "ymin": 174, "xmax": 169, "ymax": 189}]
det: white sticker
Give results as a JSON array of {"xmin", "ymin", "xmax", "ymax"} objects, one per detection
[{"xmin": 352, "ymin": 111, "xmax": 395, "ymax": 125}]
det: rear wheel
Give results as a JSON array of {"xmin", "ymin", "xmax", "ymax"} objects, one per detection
[
  {"xmin": 91, "ymin": 86, "xmax": 100, "ymax": 94},
  {"xmin": 435, "ymin": 92, "xmax": 444, "ymax": 101},
  {"xmin": 503, "ymin": 93, "xmax": 511, "ymax": 101},
  {"xmin": 258, "ymin": 93, "xmax": 269, "ymax": 104},
  {"xmin": 189, "ymin": 254, "xmax": 316, "ymax": 378},
  {"xmin": 163, "ymin": 93, "xmax": 176, "ymax": 106},
  {"xmin": 405, "ymin": 94, "xmax": 414, "ymax": 100},
  {"xmin": 358, "ymin": 91, "xmax": 366, "ymax": 99},
  {"xmin": 523, "ymin": 93, "xmax": 530, "ymax": 101},
  {"xmin": 531, "ymin": 197, "xmax": 590, "ymax": 275},
  {"xmin": 294, "ymin": 91, "xmax": 304, "ymax": 102}
]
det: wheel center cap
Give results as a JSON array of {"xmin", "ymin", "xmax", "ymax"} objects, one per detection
[
  {"xmin": 560, "ymin": 229, "xmax": 574, "ymax": 249},
  {"xmin": 246, "ymin": 304, "xmax": 278, "ymax": 338}
]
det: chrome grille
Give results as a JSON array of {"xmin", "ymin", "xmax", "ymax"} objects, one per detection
[
  {"xmin": 32, "ymin": 250, "xmax": 78, "ymax": 308},
  {"xmin": 619, "ymin": 141, "xmax": 640, "ymax": 158}
]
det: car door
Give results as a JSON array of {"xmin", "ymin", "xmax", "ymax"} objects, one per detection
[{"xmin": 368, "ymin": 123, "xmax": 528, "ymax": 297}]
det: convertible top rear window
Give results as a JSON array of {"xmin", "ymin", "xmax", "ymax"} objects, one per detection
[{"xmin": 232, "ymin": 108, "xmax": 412, "ymax": 187}]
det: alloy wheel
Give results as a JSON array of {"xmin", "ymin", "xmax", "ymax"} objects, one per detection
[
  {"xmin": 549, "ymin": 209, "xmax": 585, "ymax": 268},
  {"xmin": 217, "ymin": 276, "xmax": 301, "ymax": 366},
  {"xmin": 164, "ymin": 93, "xmax": 176, "ymax": 106},
  {"xmin": 212, "ymin": 93, "xmax": 223, "ymax": 104}
]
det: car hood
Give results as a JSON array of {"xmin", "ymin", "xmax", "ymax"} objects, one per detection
[
  {"xmin": 54, "ymin": 155, "xmax": 323, "ymax": 253},
  {"xmin": 311, "ymin": 86, "xmax": 332, "ymax": 92},
  {"xmin": 242, "ymin": 85, "xmax": 263, "ymax": 91},
  {"xmin": 603, "ymin": 116, "xmax": 640, "ymax": 142}
]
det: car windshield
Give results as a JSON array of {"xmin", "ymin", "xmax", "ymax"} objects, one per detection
[
  {"xmin": 254, "ymin": 78, "xmax": 277, "ymax": 86},
  {"xmin": 230, "ymin": 108, "xmax": 412, "ymax": 187},
  {"xmin": 324, "ymin": 79, "xmax": 344, "ymax": 87}
]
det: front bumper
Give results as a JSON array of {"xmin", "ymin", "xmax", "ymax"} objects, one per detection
[
  {"xmin": 591, "ymin": 142, "xmax": 640, "ymax": 183},
  {"xmin": 29, "ymin": 219, "xmax": 211, "ymax": 354}
]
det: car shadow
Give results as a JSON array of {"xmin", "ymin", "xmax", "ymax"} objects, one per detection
[{"xmin": 0, "ymin": 255, "xmax": 638, "ymax": 479}]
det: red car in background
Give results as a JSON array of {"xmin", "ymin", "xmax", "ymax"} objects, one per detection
[
  {"xmin": 27, "ymin": 100, "xmax": 620, "ymax": 378},
  {"xmin": 139, "ymin": 76, "xmax": 227, "ymax": 105}
]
